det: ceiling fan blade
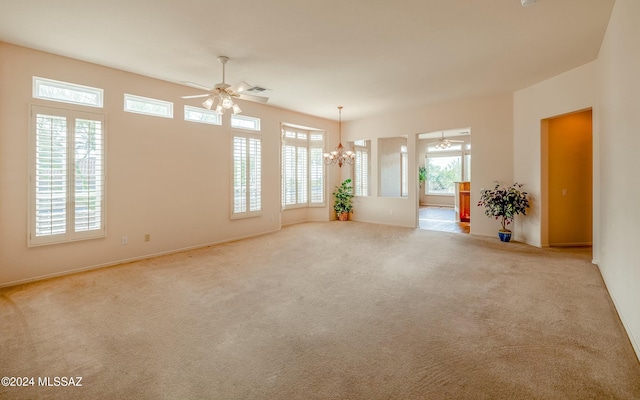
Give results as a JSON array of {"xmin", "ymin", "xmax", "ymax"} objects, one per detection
[
  {"xmin": 181, "ymin": 94, "xmax": 210, "ymax": 99},
  {"xmin": 238, "ymin": 93, "xmax": 269, "ymax": 104},
  {"xmin": 229, "ymin": 81, "xmax": 253, "ymax": 93},
  {"xmin": 181, "ymin": 81, "xmax": 213, "ymax": 91}
]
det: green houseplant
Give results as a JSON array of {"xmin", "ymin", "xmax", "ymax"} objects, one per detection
[
  {"xmin": 332, "ymin": 178, "xmax": 354, "ymax": 221},
  {"xmin": 478, "ymin": 182, "xmax": 530, "ymax": 242},
  {"xmin": 418, "ymin": 166, "xmax": 427, "ymax": 187}
]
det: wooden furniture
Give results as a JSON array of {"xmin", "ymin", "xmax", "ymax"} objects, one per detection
[{"xmin": 454, "ymin": 182, "xmax": 471, "ymax": 222}]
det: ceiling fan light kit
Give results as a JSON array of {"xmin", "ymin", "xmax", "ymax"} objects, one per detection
[
  {"xmin": 431, "ymin": 131, "xmax": 464, "ymax": 150},
  {"xmin": 323, "ymin": 106, "xmax": 355, "ymax": 168}
]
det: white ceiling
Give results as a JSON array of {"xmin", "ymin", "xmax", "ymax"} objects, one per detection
[{"xmin": 0, "ymin": 0, "xmax": 614, "ymax": 121}]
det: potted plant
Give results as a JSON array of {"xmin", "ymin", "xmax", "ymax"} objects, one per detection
[
  {"xmin": 418, "ymin": 166, "xmax": 427, "ymax": 187},
  {"xmin": 332, "ymin": 178, "xmax": 354, "ymax": 221},
  {"xmin": 478, "ymin": 182, "xmax": 529, "ymax": 242}
]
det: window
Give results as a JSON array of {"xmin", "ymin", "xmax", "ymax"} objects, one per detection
[
  {"xmin": 231, "ymin": 114, "xmax": 261, "ymax": 131},
  {"xmin": 425, "ymin": 154, "xmax": 461, "ymax": 194},
  {"xmin": 354, "ymin": 140, "xmax": 370, "ymax": 196},
  {"xmin": 464, "ymin": 153, "xmax": 471, "ymax": 181},
  {"xmin": 401, "ymin": 145, "xmax": 408, "ymax": 197},
  {"xmin": 124, "ymin": 94, "xmax": 173, "ymax": 118},
  {"xmin": 184, "ymin": 105, "xmax": 222, "ymax": 125},
  {"xmin": 281, "ymin": 126, "xmax": 325, "ymax": 208},
  {"xmin": 29, "ymin": 105, "xmax": 105, "ymax": 246},
  {"xmin": 33, "ymin": 77, "xmax": 103, "ymax": 108},
  {"xmin": 232, "ymin": 132, "xmax": 262, "ymax": 218}
]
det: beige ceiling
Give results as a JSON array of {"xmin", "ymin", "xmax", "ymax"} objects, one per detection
[{"xmin": 0, "ymin": 0, "xmax": 614, "ymax": 121}]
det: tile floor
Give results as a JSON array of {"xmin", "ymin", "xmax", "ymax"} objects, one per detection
[{"xmin": 419, "ymin": 206, "xmax": 470, "ymax": 234}]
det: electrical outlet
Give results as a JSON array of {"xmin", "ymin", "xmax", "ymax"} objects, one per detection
[
  {"xmin": 144, "ymin": 233, "xmax": 150, "ymax": 242},
  {"xmin": 121, "ymin": 236, "xmax": 128, "ymax": 245}
]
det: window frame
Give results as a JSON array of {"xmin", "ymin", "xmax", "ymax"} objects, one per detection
[
  {"xmin": 401, "ymin": 145, "xmax": 408, "ymax": 197},
  {"xmin": 184, "ymin": 105, "xmax": 222, "ymax": 125},
  {"xmin": 32, "ymin": 76, "xmax": 104, "ymax": 108},
  {"xmin": 231, "ymin": 114, "xmax": 261, "ymax": 131},
  {"xmin": 29, "ymin": 105, "xmax": 106, "ymax": 246},
  {"xmin": 124, "ymin": 93, "xmax": 173, "ymax": 118}
]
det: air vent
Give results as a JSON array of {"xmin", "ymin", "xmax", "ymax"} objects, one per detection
[{"xmin": 246, "ymin": 86, "xmax": 269, "ymax": 93}]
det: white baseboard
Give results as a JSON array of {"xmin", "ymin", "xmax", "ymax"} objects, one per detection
[
  {"xmin": 1, "ymin": 228, "xmax": 281, "ymax": 288},
  {"xmin": 597, "ymin": 265, "xmax": 640, "ymax": 363}
]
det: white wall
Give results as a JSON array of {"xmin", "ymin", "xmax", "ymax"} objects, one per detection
[
  {"xmin": 513, "ymin": 0, "xmax": 640, "ymax": 360},
  {"xmin": 596, "ymin": 0, "xmax": 640, "ymax": 360},
  {"xmin": 513, "ymin": 62, "xmax": 597, "ymax": 247},
  {"xmin": 344, "ymin": 94, "xmax": 513, "ymax": 235},
  {"xmin": 0, "ymin": 43, "xmax": 338, "ymax": 286}
]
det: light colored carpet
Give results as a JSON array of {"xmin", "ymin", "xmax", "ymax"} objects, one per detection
[{"xmin": 1, "ymin": 221, "xmax": 639, "ymax": 399}]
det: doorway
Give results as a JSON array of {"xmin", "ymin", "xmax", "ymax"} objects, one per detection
[
  {"xmin": 542, "ymin": 109, "xmax": 593, "ymax": 247},
  {"xmin": 417, "ymin": 128, "xmax": 471, "ymax": 234}
]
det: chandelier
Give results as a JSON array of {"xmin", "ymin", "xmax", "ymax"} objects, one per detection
[{"xmin": 323, "ymin": 106, "xmax": 355, "ymax": 167}]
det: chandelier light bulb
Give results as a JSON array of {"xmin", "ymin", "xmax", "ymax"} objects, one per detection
[
  {"xmin": 222, "ymin": 97, "xmax": 234, "ymax": 109},
  {"xmin": 202, "ymin": 97, "xmax": 214, "ymax": 110}
]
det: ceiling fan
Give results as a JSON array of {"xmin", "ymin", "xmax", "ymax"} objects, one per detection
[
  {"xmin": 182, "ymin": 56, "xmax": 269, "ymax": 115},
  {"xmin": 430, "ymin": 132, "xmax": 464, "ymax": 149}
]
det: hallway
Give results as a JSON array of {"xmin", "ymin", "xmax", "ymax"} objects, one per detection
[{"xmin": 419, "ymin": 206, "xmax": 470, "ymax": 234}]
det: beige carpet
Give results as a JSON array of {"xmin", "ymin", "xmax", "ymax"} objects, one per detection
[{"xmin": 1, "ymin": 221, "xmax": 639, "ymax": 399}]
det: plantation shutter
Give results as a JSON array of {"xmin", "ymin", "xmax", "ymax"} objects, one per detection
[
  {"xmin": 355, "ymin": 148, "xmax": 369, "ymax": 196},
  {"xmin": 281, "ymin": 127, "xmax": 325, "ymax": 208},
  {"xmin": 34, "ymin": 113, "xmax": 68, "ymax": 237},
  {"xmin": 74, "ymin": 118, "xmax": 104, "ymax": 231},
  {"xmin": 232, "ymin": 133, "xmax": 262, "ymax": 217},
  {"xmin": 282, "ymin": 144, "xmax": 296, "ymax": 206},
  {"xmin": 30, "ymin": 106, "xmax": 105, "ymax": 246},
  {"xmin": 309, "ymin": 147, "xmax": 324, "ymax": 204}
]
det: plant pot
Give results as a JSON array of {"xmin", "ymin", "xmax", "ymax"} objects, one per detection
[
  {"xmin": 338, "ymin": 212, "xmax": 349, "ymax": 221},
  {"xmin": 498, "ymin": 230, "xmax": 512, "ymax": 242}
]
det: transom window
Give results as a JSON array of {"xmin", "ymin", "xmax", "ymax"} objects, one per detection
[
  {"xmin": 184, "ymin": 105, "xmax": 222, "ymax": 125},
  {"xmin": 33, "ymin": 76, "xmax": 103, "ymax": 108},
  {"xmin": 231, "ymin": 114, "xmax": 261, "ymax": 131},
  {"xmin": 124, "ymin": 94, "xmax": 173, "ymax": 118}
]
